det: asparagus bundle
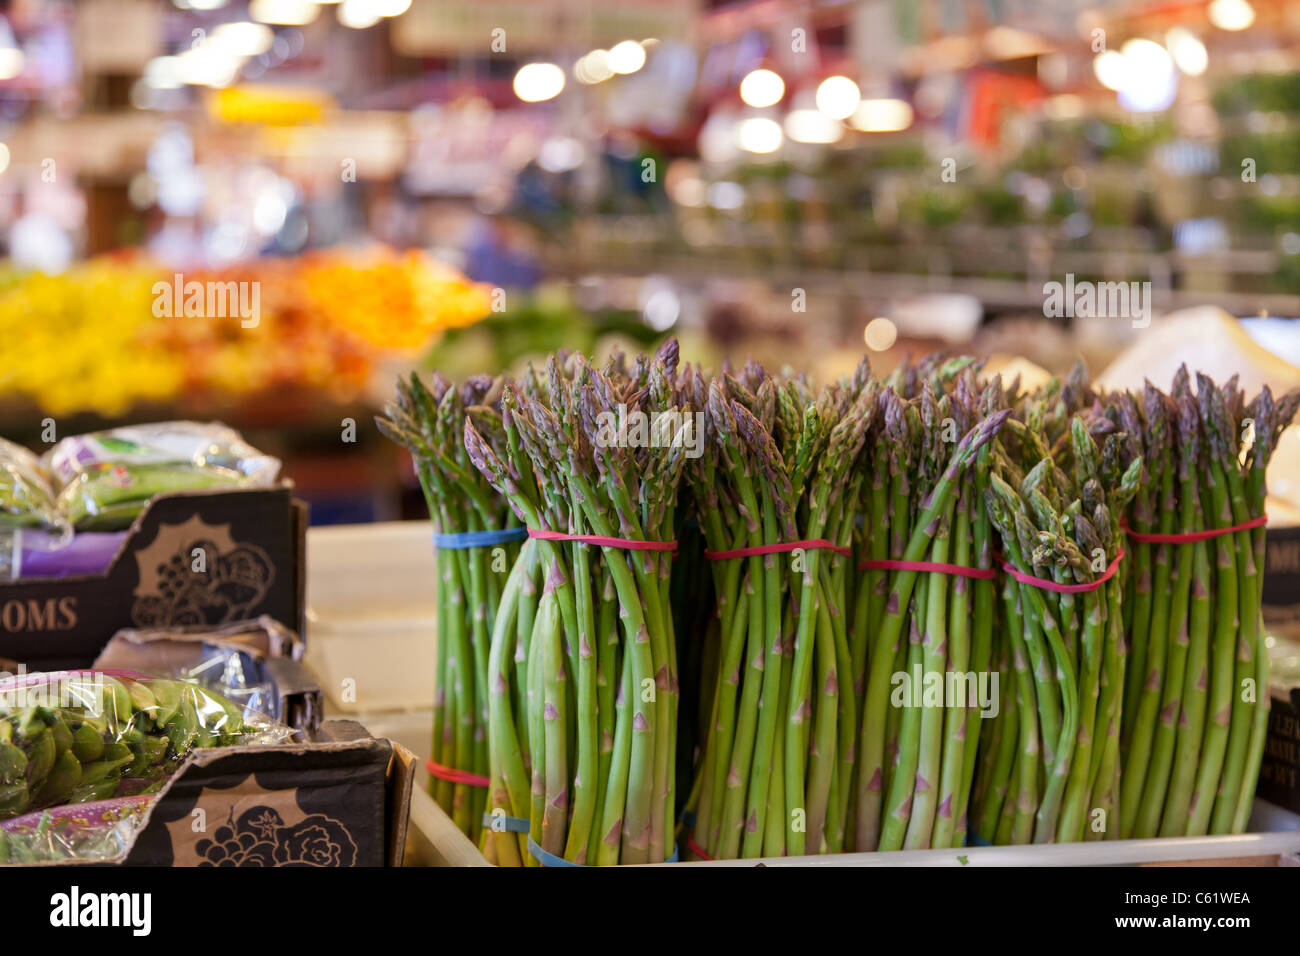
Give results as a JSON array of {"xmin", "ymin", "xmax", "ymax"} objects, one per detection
[
  {"xmin": 1112, "ymin": 368, "xmax": 1299, "ymax": 837},
  {"xmin": 466, "ymin": 343, "xmax": 689, "ymax": 865},
  {"xmin": 376, "ymin": 373, "xmax": 522, "ymax": 851},
  {"xmin": 854, "ymin": 363, "xmax": 1010, "ymax": 851},
  {"xmin": 404, "ymin": 341, "xmax": 1296, "ymax": 862},
  {"xmin": 681, "ymin": 359, "xmax": 876, "ymax": 859},
  {"xmin": 973, "ymin": 409, "xmax": 1141, "ymax": 844}
]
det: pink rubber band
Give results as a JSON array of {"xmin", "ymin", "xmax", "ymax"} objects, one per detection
[
  {"xmin": 527, "ymin": 528, "xmax": 678, "ymax": 553},
  {"xmin": 1123, "ymin": 514, "xmax": 1267, "ymax": 544},
  {"xmin": 1000, "ymin": 548, "xmax": 1125, "ymax": 594},
  {"xmin": 426, "ymin": 758, "xmax": 491, "ymax": 788},
  {"xmin": 704, "ymin": 539, "xmax": 852, "ymax": 560},
  {"xmin": 686, "ymin": 833, "xmax": 714, "ymax": 861},
  {"xmin": 857, "ymin": 558, "xmax": 996, "ymax": 579}
]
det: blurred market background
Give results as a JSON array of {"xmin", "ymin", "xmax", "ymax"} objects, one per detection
[{"xmin": 2, "ymin": 0, "xmax": 1300, "ymax": 523}]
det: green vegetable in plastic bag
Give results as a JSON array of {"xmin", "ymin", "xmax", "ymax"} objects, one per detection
[
  {"xmin": 0, "ymin": 671, "xmax": 290, "ymax": 821},
  {"xmin": 0, "ymin": 437, "xmax": 61, "ymax": 531},
  {"xmin": 43, "ymin": 422, "xmax": 281, "ymax": 531}
]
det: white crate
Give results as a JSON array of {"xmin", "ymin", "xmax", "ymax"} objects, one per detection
[{"xmin": 305, "ymin": 521, "xmax": 437, "ymax": 714}]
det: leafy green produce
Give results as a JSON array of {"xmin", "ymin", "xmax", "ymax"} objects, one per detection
[{"xmin": 424, "ymin": 295, "xmax": 659, "ymax": 381}]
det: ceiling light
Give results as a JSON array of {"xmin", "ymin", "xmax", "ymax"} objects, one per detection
[
  {"xmin": 737, "ymin": 116, "xmax": 783, "ymax": 153},
  {"xmin": 1093, "ymin": 50, "xmax": 1128, "ymax": 91},
  {"xmin": 815, "ymin": 75, "xmax": 860, "ymax": 120},
  {"xmin": 144, "ymin": 55, "xmax": 185, "ymax": 89},
  {"xmin": 848, "ymin": 98, "xmax": 913, "ymax": 132},
  {"xmin": 212, "ymin": 22, "xmax": 275, "ymax": 57},
  {"xmin": 249, "ymin": 0, "xmax": 320, "ymax": 26},
  {"xmin": 514, "ymin": 62, "xmax": 565, "ymax": 102},
  {"xmin": 1208, "ymin": 0, "xmax": 1255, "ymax": 31},
  {"xmin": 739, "ymin": 68, "xmax": 784, "ymax": 108},
  {"xmin": 608, "ymin": 40, "xmax": 646, "ymax": 75},
  {"xmin": 338, "ymin": 0, "xmax": 380, "ymax": 28},
  {"xmin": 575, "ymin": 49, "xmax": 612, "ymax": 84},
  {"xmin": 784, "ymin": 109, "xmax": 842, "ymax": 144}
]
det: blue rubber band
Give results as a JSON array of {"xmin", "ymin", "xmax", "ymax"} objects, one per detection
[
  {"xmin": 682, "ymin": 810, "xmax": 696, "ymax": 829},
  {"xmin": 482, "ymin": 812, "xmax": 530, "ymax": 834},
  {"xmin": 526, "ymin": 838, "xmax": 679, "ymax": 866},
  {"xmin": 434, "ymin": 527, "xmax": 528, "ymax": 550},
  {"xmin": 966, "ymin": 831, "xmax": 992, "ymax": 847},
  {"xmin": 527, "ymin": 837, "xmax": 583, "ymax": 868}
]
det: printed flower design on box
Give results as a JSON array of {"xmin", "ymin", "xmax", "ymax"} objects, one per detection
[
  {"xmin": 130, "ymin": 514, "xmax": 275, "ymax": 627},
  {"xmin": 193, "ymin": 806, "xmax": 357, "ymax": 867}
]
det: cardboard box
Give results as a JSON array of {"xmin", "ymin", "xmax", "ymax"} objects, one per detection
[
  {"xmin": 1257, "ymin": 689, "xmax": 1300, "ymax": 815},
  {"xmin": 85, "ymin": 622, "xmax": 414, "ymax": 866},
  {"xmin": 1262, "ymin": 526, "xmax": 1300, "ymax": 619},
  {"xmin": 122, "ymin": 720, "xmax": 415, "ymax": 867},
  {"xmin": 0, "ymin": 487, "xmax": 308, "ymax": 672},
  {"xmin": 4, "ymin": 720, "xmax": 414, "ymax": 868}
]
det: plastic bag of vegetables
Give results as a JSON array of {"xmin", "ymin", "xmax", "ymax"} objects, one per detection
[
  {"xmin": 0, "ymin": 795, "xmax": 152, "ymax": 864},
  {"xmin": 0, "ymin": 669, "xmax": 291, "ymax": 823},
  {"xmin": 43, "ymin": 422, "xmax": 281, "ymax": 530},
  {"xmin": 0, "ymin": 437, "xmax": 64, "ymax": 532}
]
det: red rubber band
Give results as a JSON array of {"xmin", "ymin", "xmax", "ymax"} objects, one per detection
[
  {"xmin": 857, "ymin": 558, "xmax": 996, "ymax": 579},
  {"xmin": 705, "ymin": 539, "xmax": 851, "ymax": 560},
  {"xmin": 685, "ymin": 833, "xmax": 714, "ymax": 861},
  {"xmin": 1000, "ymin": 548, "xmax": 1125, "ymax": 594},
  {"xmin": 1122, "ymin": 514, "xmax": 1267, "ymax": 544},
  {"xmin": 527, "ymin": 528, "xmax": 678, "ymax": 552},
  {"xmin": 426, "ymin": 759, "xmax": 491, "ymax": 788}
]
